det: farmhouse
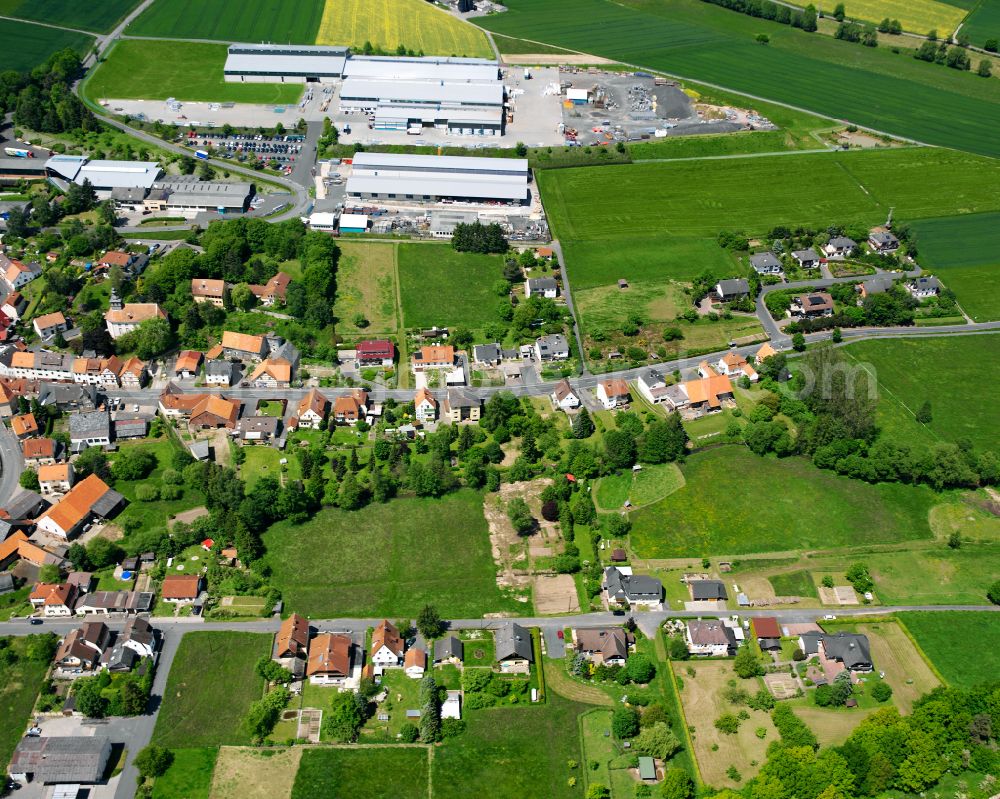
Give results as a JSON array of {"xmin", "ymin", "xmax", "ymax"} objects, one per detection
[
  {"xmin": 677, "ymin": 373, "xmax": 734, "ymax": 414},
  {"xmin": 789, "ymin": 292, "xmax": 834, "ymax": 319},
  {"xmin": 495, "ymin": 622, "xmax": 533, "ymax": 674},
  {"xmin": 685, "ymin": 619, "xmax": 737, "ymax": 656},
  {"xmin": 823, "ymin": 236, "xmax": 857, "ymax": 259},
  {"xmin": 597, "ymin": 378, "xmax": 630, "ymax": 409},
  {"xmin": 575, "ymin": 627, "xmax": 634, "ymax": 666},
  {"xmin": 714, "ymin": 278, "xmax": 750, "ymax": 302},
  {"xmin": 551, "ymin": 378, "xmax": 581, "ymax": 410},
  {"xmin": 206, "ymin": 360, "xmax": 239, "ymax": 386},
  {"xmin": 749, "ymin": 251, "xmax": 782, "ymax": 275},
  {"xmin": 347, "ymin": 153, "xmax": 528, "ymax": 204},
  {"xmin": 307, "ymin": 633, "xmax": 354, "ymax": 686},
  {"xmin": 791, "ymin": 248, "xmax": 820, "ymax": 269},
  {"xmin": 35, "ymin": 475, "xmax": 125, "ymax": 539},
  {"xmin": 604, "ymin": 566, "xmax": 662, "ymax": 608}
]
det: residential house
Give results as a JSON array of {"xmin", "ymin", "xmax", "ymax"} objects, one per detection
[
  {"xmin": 550, "ymin": 378, "xmax": 581, "ymax": 410},
  {"xmin": 536, "ymin": 246, "xmax": 554, "ymax": 260},
  {"xmin": 534, "ymin": 333, "xmax": 569, "ymax": 362},
  {"xmin": 35, "ymin": 474, "xmax": 126, "ymax": 539},
  {"xmin": 10, "ymin": 412, "xmax": 38, "ymax": 440},
  {"xmin": 495, "ymin": 622, "xmax": 533, "ymax": 674},
  {"xmin": 636, "ymin": 370, "xmax": 682, "ymax": 407},
  {"xmin": 355, "ymin": 339, "xmax": 396, "ymax": 368},
  {"xmin": 371, "ymin": 619, "xmax": 405, "ymax": 668},
  {"xmin": 2, "ymin": 291, "xmax": 27, "ymax": 321},
  {"xmin": 443, "ymin": 390, "xmax": 481, "ymax": 422},
  {"xmin": 472, "ymin": 343, "xmax": 501, "ymax": 367},
  {"xmin": 752, "ymin": 617, "xmax": 782, "ymax": 651},
  {"xmin": 191, "ymin": 278, "xmax": 227, "ymax": 307},
  {"xmin": 685, "ymin": 619, "xmax": 736, "ymax": 656},
  {"xmin": 603, "ymin": 567, "xmax": 662, "ymax": 608},
  {"xmin": 104, "ymin": 290, "xmax": 166, "ymax": 340},
  {"xmin": 158, "ymin": 383, "xmax": 203, "ymax": 418},
  {"xmin": 575, "ymin": 627, "xmax": 634, "ymax": 666},
  {"xmin": 30, "ymin": 583, "xmax": 78, "ymax": 617},
  {"xmin": 38, "ymin": 383, "xmax": 99, "ymax": 412},
  {"xmin": 411, "ymin": 345, "xmax": 455, "ymax": 372},
  {"xmin": 0, "ymin": 532, "xmax": 68, "ymax": 572},
  {"xmin": 404, "ymin": 647, "xmax": 427, "ymax": 679},
  {"xmin": 868, "ymin": 229, "xmax": 899, "ymax": 254},
  {"xmin": 248, "ymin": 272, "xmax": 291, "ymax": 306},
  {"xmin": 221, "ymin": 331, "xmax": 268, "ymax": 361},
  {"xmin": 65, "ymin": 572, "xmax": 95, "ymax": 594},
  {"xmin": 74, "ymin": 356, "xmax": 122, "ymax": 389},
  {"xmin": 237, "ymin": 416, "xmax": 281, "ymax": 444},
  {"xmin": 0, "ymin": 381, "xmax": 17, "ymax": 417},
  {"xmin": 716, "ymin": 352, "xmax": 758, "ymax": 382},
  {"xmin": 33, "ymin": 311, "xmax": 69, "ymax": 340},
  {"xmin": 55, "ymin": 621, "xmax": 110, "ymax": 673},
  {"xmin": 790, "ymin": 292, "xmax": 835, "ymax": 319},
  {"xmin": 114, "ymin": 417, "xmax": 148, "ymax": 441},
  {"xmin": 248, "ymin": 358, "xmax": 291, "ymax": 388},
  {"xmin": 74, "ymin": 590, "xmax": 154, "ymax": 616},
  {"xmin": 525, "ymin": 277, "xmax": 558, "ymax": 298},
  {"xmin": 333, "ymin": 389, "xmax": 368, "ymax": 425},
  {"xmin": 433, "ymin": 636, "xmax": 464, "ymax": 666},
  {"xmin": 0, "ymin": 254, "xmax": 41, "ymax": 290},
  {"xmin": 858, "ymin": 274, "xmax": 895, "ymax": 298},
  {"xmin": 823, "ymin": 236, "xmax": 857, "ymax": 259},
  {"xmin": 22, "ymin": 438, "xmax": 60, "ymax": 466},
  {"xmin": 274, "ymin": 613, "xmax": 310, "ymax": 660},
  {"xmin": 800, "ymin": 631, "xmax": 873, "ymax": 672},
  {"xmin": 749, "ymin": 252, "xmax": 782, "ymax": 275},
  {"xmin": 97, "ymin": 251, "xmax": 132, "ymax": 270},
  {"xmin": 297, "ymin": 389, "xmax": 329, "ymax": 429},
  {"xmin": 414, "ymin": 387, "xmax": 438, "ymax": 424},
  {"xmin": 791, "ymin": 248, "xmax": 821, "ymax": 269},
  {"xmin": 160, "ymin": 574, "xmax": 203, "ymax": 604},
  {"xmin": 906, "ymin": 276, "xmax": 941, "ymax": 298},
  {"xmin": 38, "ymin": 463, "xmax": 74, "ymax": 494},
  {"xmin": 676, "ymin": 373, "xmax": 734, "ymax": 414},
  {"xmin": 754, "ymin": 343, "xmax": 777, "ymax": 365},
  {"xmin": 205, "ymin": 360, "xmax": 239, "ymax": 386},
  {"xmin": 714, "ymin": 279, "xmax": 750, "ymax": 302},
  {"xmin": 307, "ymin": 633, "xmax": 353, "ymax": 685},
  {"xmin": 69, "ymin": 410, "xmax": 112, "ymax": 453},
  {"xmin": 9, "ymin": 736, "xmax": 112, "ymax": 785},
  {"xmin": 103, "ymin": 615, "xmax": 157, "ymax": 671},
  {"xmin": 174, "ymin": 350, "xmax": 204, "ymax": 379},
  {"xmin": 1, "ymin": 351, "xmax": 75, "ymax": 383},
  {"xmin": 597, "ymin": 378, "xmax": 630, "ymax": 409},
  {"xmin": 189, "ymin": 395, "xmax": 240, "ymax": 429},
  {"xmin": 689, "ymin": 579, "xmax": 728, "ymax": 602}
]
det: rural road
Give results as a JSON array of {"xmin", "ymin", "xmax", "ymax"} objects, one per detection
[{"xmin": 0, "ymin": 422, "xmax": 25, "ymax": 509}]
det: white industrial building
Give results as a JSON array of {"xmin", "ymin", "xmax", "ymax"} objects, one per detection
[
  {"xmin": 45, "ymin": 155, "xmax": 162, "ymax": 197},
  {"xmin": 347, "ymin": 152, "xmax": 529, "ymax": 204},
  {"xmin": 224, "ymin": 44, "xmax": 348, "ymax": 83},
  {"xmin": 153, "ymin": 180, "xmax": 254, "ymax": 213}
]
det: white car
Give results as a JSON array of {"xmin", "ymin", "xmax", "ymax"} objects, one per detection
[{"xmin": 823, "ymin": 614, "xmax": 837, "ymax": 620}]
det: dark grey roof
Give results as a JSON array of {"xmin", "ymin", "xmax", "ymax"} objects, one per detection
[
  {"xmin": 749, "ymin": 252, "xmax": 781, "ymax": 269},
  {"xmin": 39, "ymin": 382, "xmax": 98, "ymax": 410},
  {"xmin": 473, "ymin": 343, "xmax": 501, "ymax": 363},
  {"xmin": 870, "ymin": 231, "xmax": 899, "ymax": 246},
  {"xmin": 0, "ymin": 572, "xmax": 14, "ymax": 594},
  {"xmin": 604, "ymin": 567, "xmax": 662, "ymax": 602},
  {"xmin": 822, "ymin": 632, "xmax": 872, "ymax": 670},
  {"xmin": 268, "ymin": 338, "xmax": 300, "ymax": 365},
  {"xmin": 799, "ymin": 631, "xmax": 822, "ymax": 655},
  {"xmin": 69, "ymin": 409, "xmax": 111, "ymax": 441},
  {"xmin": 690, "ymin": 579, "xmax": 728, "ymax": 601},
  {"xmin": 792, "ymin": 248, "xmax": 819, "ymax": 261},
  {"xmin": 110, "ymin": 187, "xmax": 148, "ymax": 202},
  {"xmin": 535, "ymin": 333, "xmax": 569, "ymax": 354},
  {"xmin": 495, "ymin": 622, "xmax": 533, "ymax": 662},
  {"xmin": 434, "ymin": 636, "xmax": 464, "ymax": 662},
  {"xmin": 862, "ymin": 275, "xmax": 895, "ymax": 294},
  {"xmin": 716, "ymin": 278, "xmax": 749, "ymax": 296},
  {"xmin": 91, "ymin": 487, "xmax": 126, "ymax": 519},
  {"xmin": 527, "ymin": 277, "xmax": 558, "ymax": 291},
  {"xmin": 911, "ymin": 276, "xmax": 941, "ymax": 291},
  {"xmin": 828, "ymin": 236, "xmax": 857, "ymax": 249},
  {"xmin": 237, "ymin": 416, "xmax": 281, "ymax": 437},
  {"xmin": 447, "ymin": 389, "xmax": 481, "ymax": 409},
  {"xmin": 10, "ymin": 735, "xmax": 111, "ymax": 783},
  {"xmin": 104, "ymin": 642, "xmax": 139, "ymax": 671},
  {"xmin": 3, "ymin": 490, "xmax": 50, "ymax": 521},
  {"xmin": 206, "ymin": 360, "xmax": 239, "ymax": 378}
]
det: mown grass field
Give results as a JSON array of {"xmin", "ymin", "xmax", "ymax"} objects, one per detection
[
  {"xmin": 961, "ymin": 0, "xmax": 1000, "ymax": 49},
  {"xmin": 151, "ymin": 748, "xmax": 217, "ymax": 799},
  {"xmin": 397, "ymin": 243, "xmax": 505, "ymax": 329},
  {"xmin": 479, "ymin": 0, "xmax": 1000, "ymax": 158},
  {"xmin": 543, "ymin": 148, "xmax": 1000, "ymax": 290},
  {"xmin": 866, "ymin": 545, "xmax": 1000, "ymax": 605},
  {"xmin": 211, "ymin": 747, "xmax": 302, "ymax": 799},
  {"xmin": 630, "ymin": 447, "xmax": 939, "ymax": 557},
  {"xmin": 153, "ymin": 633, "xmax": 270, "ymax": 748},
  {"xmin": 911, "ymin": 213, "xmax": 1000, "ymax": 321},
  {"xmin": 316, "ymin": 0, "xmax": 491, "ymax": 56},
  {"xmin": 787, "ymin": 0, "xmax": 967, "ymax": 35},
  {"xmin": 768, "ymin": 569, "xmax": 818, "ymax": 598},
  {"xmin": 855, "ymin": 621, "xmax": 941, "ymax": 712},
  {"xmin": 262, "ymin": 489, "xmax": 520, "ymax": 617},
  {"xmin": 86, "ymin": 40, "xmax": 305, "ymax": 104},
  {"xmin": 595, "ymin": 462, "xmax": 685, "ymax": 510},
  {"xmin": 0, "ymin": 0, "xmax": 140, "ymax": 33},
  {"xmin": 0, "ymin": 18, "xmax": 93, "ymax": 72},
  {"xmin": 841, "ymin": 334, "xmax": 1000, "ymax": 452},
  {"xmin": 333, "ymin": 241, "xmax": 399, "ymax": 337},
  {"xmin": 292, "ymin": 748, "xmax": 427, "ymax": 799},
  {"xmin": 900, "ymin": 611, "xmax": 1000, "ymax": 688},
  {"xmin": 128, "ymin": 0, "xmax": 324, "ymax": 41}
]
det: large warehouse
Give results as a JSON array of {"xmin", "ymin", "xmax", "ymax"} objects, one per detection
[
  {"xmin": 45, "ymin": 155, "xmax": 162, "ymax": 196},
  {"xmin": 154, "ymin": 180, "xmax": 255, "ymax": 213},
  {"xmin": 224, "ymin": 44, "xmax": 348, "ymax": 83},
  {"xmin": 346, "ymin": 153, "xmax": 529, "ymax": 204}
]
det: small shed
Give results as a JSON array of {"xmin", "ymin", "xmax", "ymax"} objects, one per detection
[
  {"xmin": 339, "ymin": 213, "xmax": 369, "ymax": 233},
  {"xmin": 639, "ymin": 756, "xmax": 657, "ymax": 782},
  {"xmin": 610, "ymin": 548, "xmax": 627, "ymax": 562}
]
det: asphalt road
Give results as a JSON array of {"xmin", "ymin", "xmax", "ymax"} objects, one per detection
[{"xmin": 0, "ymin": 421, "xmax": 25, "ymax": 508}]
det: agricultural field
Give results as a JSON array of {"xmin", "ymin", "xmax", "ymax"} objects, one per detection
[
  {"xmin": 86, "ymin": 40, "xmax": 306, "ymax": 104},
  {"xmin": 787, "ymin": 0, "xmax": 968, "ymax": 36},
  {"xmin": 911, "ymin": 213, "xmax": 1000, "ymax": 321},
  {"xmin": 961, "ymin": 0, "xmax": 1000, "ymax": 50},
  {"xmin": 870, "ymin": 543, "xmax": 1000, "ymax": 606},
  {"xmin": 854, "ymin": 621, "xmax": 941, "ymax": 712},
  {"xmin": 262, "ymin": 489, "xmax": 522, "ymax": 617},
  {"xmin": 0, "ymin": 18, "xmax": 93, "ymax": 73},
  {"xmin": 128, "ymin": 0, "xmax": 324, "ymax": 42},
  {"xmin": 841, "ymin": 334, "xmax": 1000, "ymax": 451},
  {"xmin": 595, "ymin": 462, "xmax": 685, "ymax": 511},
  {"xmin": 768, "ymin": 569, "xmax": 818, "ymax": 599},
  {"xmin": 333, "ymin": 241, "xmax": 399, "ymax": 337},
  {"xmin": 152, "ymin": 632, "xmax": 271, "ymax": 748},
  {"xmin": 0, "ymin": 0, "xmax": 141, "ymax": 32},
  {"xmin": 479, "ymin": 0, "xmax": 1000, "ymax": 158},
  {"xmin": 293, "ymin": 748, "xmax": 426, "ymax": 798},
  {"xmin": 316, "ymin": 0, "xmax": 492, "ymax": 57},
  {"xmin": 152, "ymin": 748, "xmax": 218, "ymax": 799},
  {"xmin": 397, "ymin": 243, "xmax": 506, "ymax": 329},
  {"xmin": 629, "ymin": 447, "xmax": 939, "ymax": 558},
  {"xmin": 211, "ymin": 747, "xmax": 303, "ymax": 799},
  {"xmin": 672, "ymin": 659, "xmax": 778, "ymax": 787},
  {"xmin": 899, "ymin": 611, "xmax": 1000, "ymax": 688}
]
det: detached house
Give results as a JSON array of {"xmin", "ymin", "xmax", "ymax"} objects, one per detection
[
  {"xmin": 525, "ymin": 277, "xmax": 558, "ymax": 299},
  {"xmin": 495, "ymin": 622, "xmax": 533, "ymax": 674},
  {"xmin": 754, "ymin": 342, "xmax": 777, "ymax": 365},
  {"xmin": 414, "ymin": 387, "xmax": 438, "ymax": 424},
  {"xmin": 404, "ymin": 647, "xmax": 427, "ymax": 679},
  {"xmin": 534, "ymin": 333, "xmax": 569, "ymax": 362},
  {"xmin": 307, "ymin": 633, "xmax": 353, "ymax": 686},
  {"xmin": 33, "ymin": 311, "xmax": 69, "ymax": 340},
  {"xmin": 191, "ymin": 278, "xmax": 227, "ymax": 307},
  {"xmin": 411, "ymin": 345, "xmax": 455, "ymax": 372},
  {"xmin": 249, "ymin": 272, "xmax": 291, "ymax": 306},
  {"xmin": 248, "ymin": 358, "xmax": 292, "ymax": 388},
  {"xmin": 221, "ymin": 331, "xmax": 268, "ymax": 361},
  {"xmin": 0, "ymin": 254, "xmax": 41, "ymax": 290},
  {"xmin": 104, "ymin": 290, "xmax": 166, "ymax": 340},
  {"xmin": 790, "ymin": 292, "xmax": 834, "ymax": 319},
  {"xmin": 823, "ymin": 236, "xmax": 857, "ymax": 259},
  {"xmin": 10, "ymin": 412, "xmax": 38, "ymax": 440},
  {"xmin": 906, "ymin": 276, "xmax": 941, "ymax": 298},
  {"xmin": 715, "ymin": 352, "xmax": 758, "ymax": 382},
  {"xmin": 2, "ymin": 291, "xmax": 27, "ymax": 321},
  {"xmin": 275, "ymin": 613, "xmax": 310, "ymax": 660},
  {"xmin": 237, "ymin": 416, "xmax": 281, "ymax": 444},
  {"xmin": 714, "ymin": 279, "xmax": 750, "ymax": 302},
  {"xmin": 30, "ymin": 583, "xmax": 78, "ymax": 617},
  {"xmin": 749, "ymin": 252, "xmax": 782, "ymax": 275},
  {"xmin": 868, "ymin": 229, "xmax": 899, "ymax": 254},
  {"xmin": 371, "ymin": 619, "xmax": 405, "ymax": 669},
  {"xmin": 55, "ymin": 621, "xmax": 110, "ymax": 673},
  {"xmin": 443, "ymin": 390, "xmax": 481, "ymax": 422},
  {"xmin": 550, "ymin": 378, "xmax": 580, "ymax": 410},
  {"xmin": 160, "ymin": 574, "xmax": 203, "ymax": 604},
  {"xmin": 333, "ymin": 389, "xmax": 368, "ymax": 425},
  {"xmin": 575, "ymin": 628, "xmax": 633, "ymax": 666},
  {"xmin": 686, "ymin": 619, "xmax": 736, "ymax": 657},
  {"xmin": 104, "ymin": 616, "xmax": 157, "ymax": 672},
  {"xmin": 597, "ymin": 378, "xmax": 630, "ymax": 409},
  {"xmin": 791, "ymin": 249, "xmax": 820, "ymax": 269},
  {"xmin": 38, "ymin": 463, "xmax": 74, "ymax": 494},
  {"xmin": 297, "ymin": 389, "xmax": 330, "ymax": 429},
  {"xmin": 174, "ymin": 351, "xmax": 204, "ymax": 379},
  {"xmin": 22, "ymin": 437, "xmax": 60, "ymax": 466},
  {"xmin": 472, "ymin": 343, "xmax": 502, "ymax": 367},
  {"xmin": 355, "ymin": 339, "xmax": 396, "ymax": 368},
  {"xmin": 603, "ymin": 567, "xmax": 662, "ymax": 608}
]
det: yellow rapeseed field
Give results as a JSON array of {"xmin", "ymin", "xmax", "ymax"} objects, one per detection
[
  {"xmin": 820, "ymin": 0, "xmax": 967, "ymax": 35},
  {"xmin": 316, "ymin": 0, "xmax": 493, "ymax": 57}
]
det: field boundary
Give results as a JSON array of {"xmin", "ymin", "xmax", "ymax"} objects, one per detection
[{"xmin": 663, "ymin": 642, "xmax": 704, "ymax": 788}]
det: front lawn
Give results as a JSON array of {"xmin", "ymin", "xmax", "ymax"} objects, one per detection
[
  {"xmin": 262, "ymin": 489, "xmax": 520, "ymax": 617},
  {"xmin": 630, "ymin": 447, "xmax": 939, "ymax": 557},
  {"xmin": 291, "ymin": 747, "xmax": 428, "ymax": 799},
  {"xmin": 152, "ymin": 632, "xmax": 270, "ymax": 747}
]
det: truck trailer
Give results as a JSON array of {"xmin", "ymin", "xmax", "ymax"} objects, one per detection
[{"xmin": 4, "ymin": 147, "xmax": 33, "ymax": 158}]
